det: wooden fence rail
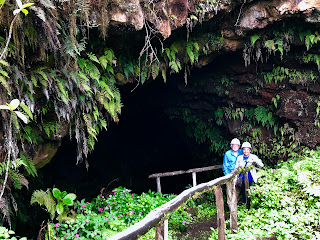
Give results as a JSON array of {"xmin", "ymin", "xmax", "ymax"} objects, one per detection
[
  {"xmin": 108, "ymin": 166, "xmax": 248, "ymax": 240},
  {"xmin": 149, "ymin": 165, "xmax": 223, "ymax": 192}
]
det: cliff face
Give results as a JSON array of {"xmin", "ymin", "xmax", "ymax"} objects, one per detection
[
  {"xmin": 1, "ymin": 0, "xmax": 320, "ymax": 167},
  {"xmin": 105, "ymin": 0, "xmax": 320, "ymax": 163}
]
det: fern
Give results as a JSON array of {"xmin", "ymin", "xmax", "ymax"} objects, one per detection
[
  {"xmin": 77, "ymin": 71, "xmax": 90, "ymax": 82},
  {"xmin": 83, "ymin": 113, "xmax": 97, "ymax": 140},
  {"xmin": 87, "ymin": 52, "xmax": 100, "ymax": 64},
  {"xmin": 19, "ymin": 153, "xmax": 37, "ymax": 177},
  {"xmin": 86, "ymin": 62, "xmax": 100, "ymax": 82},
  {"xmin": 254, "ymin": 106, "xmax": 275, "ymax": 129},
  {"xmin": 0, "ymin": 161, "xmax": 6, "ymax": 175},
  {"xmin": 162, "ymin": 69, "xmax": 166, "ymax": 83},
  {"xmin": 55, "ymin": 78, "xmax": 70, "ymax": 104},
  {"xmin": 151, "ymin": 62, "xmax": 160, "ymax": 80},
  {"xmin": 186, "ymin": 42, "xmax": 194, "ymax": 64},
  {"xmin": 251, "ymin": 34, "xmax": 260, "ymax": 46},
  {"xmin": 34, "ymin": 67, "xmax": 49, "ymax": 82},
  {"xmin": 0, "ymin": 75, "xmax": 11, "ymax": 95},
  {"xmin": 9, "ymin": 170, "xmax": 28, "ymax": 190},
  {"xmin": 31, "ymin": 190, "xmax": 56, "ymax": 219}
]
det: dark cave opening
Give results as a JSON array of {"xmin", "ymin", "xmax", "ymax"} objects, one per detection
[
  {"xmin": 16, "ymin": 51, "xmax": 251, "ymax": 238},
  {"xmin": 38, "ymin": 72, "xmax": 226, "ymax": 201}
]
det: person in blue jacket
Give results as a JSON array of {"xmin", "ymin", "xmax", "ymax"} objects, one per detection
[
  {"xmin": 223, "ymin": 138, "xmax": 243, "ymax": 215},
  {"xmin": 223, "ymin": 138, "xmax": 243, "ymax": 176}
]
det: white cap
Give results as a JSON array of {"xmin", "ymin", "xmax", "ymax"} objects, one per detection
[
  {"xmin": 241, "ymin": 142, "xmax": 252, "ymax": 149},
  {"xmin": 230, "ymin": 138, "xmax": 240, "ymax": 146}
]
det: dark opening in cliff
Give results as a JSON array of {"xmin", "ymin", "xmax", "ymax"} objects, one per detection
[{"xmin": 38, "ymin": 71, "xmax": 227, "ymax": 200}]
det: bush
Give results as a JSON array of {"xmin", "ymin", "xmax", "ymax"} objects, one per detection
[
  {"xmin": 210, "ymin": 150, "xmax": 320, "ymax": 240},
  {"xmin": 0, "ymin": 226, "xmax": 27, "ymax": 240}
]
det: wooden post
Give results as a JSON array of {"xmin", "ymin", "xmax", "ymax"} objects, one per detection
[
  {"xmin": 244, "ymin": 173, "xmax": 250, "ymax": 210},
  {"xmin": 227, "ymin": 182, "xmax": 238, "ymax": 232},
  {"xmin": 156, "ymin": 177, "xmax": 162, "ymax": 194},
  {"xmin": 155, "ymin": 219, "xmax": 164, "ymax": 240},
  {"xmin": 155, "ymin": 218, "xmax": 168, "ymax": 240},
  {"xmin": 192, "ymin": 172, "xmax": 197, "ymax": 187},
  {"xmin": 164, "ymin": 218, "xmax": 168, "ymax": 240},
  {"xmin": 215, "ymin": 186, "xmax": 225, "ymax": 240}
]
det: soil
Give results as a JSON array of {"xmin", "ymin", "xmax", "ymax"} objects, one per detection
[{"xmin": 176, "ymin": 214, "xmax": 218, "ymax": 240}]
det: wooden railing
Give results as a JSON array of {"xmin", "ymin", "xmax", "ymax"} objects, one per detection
[
  {"xmin": 148, "ymin": 165, "xmax": 222, "ymax": 193},
  {"xmin": 108, "ymin": 165, "xmax": 256, "ymax": 240}
]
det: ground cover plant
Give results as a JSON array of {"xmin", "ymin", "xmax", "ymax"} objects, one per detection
[
  {"xmin": 210, "ymin": 150, "xmax": 320, "ymax": 240},
  {"xmin": 33, "ymin": 186, "xmax": 217, "ymax": 239}
]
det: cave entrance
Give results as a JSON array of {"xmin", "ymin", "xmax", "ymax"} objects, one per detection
[{"xmin": 39, "ymin": 71, "xmax": 229, "ymax": 199}]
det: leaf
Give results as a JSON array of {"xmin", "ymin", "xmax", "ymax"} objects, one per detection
[
  {"xmin": 0, "ymin": 0, "xmax": 4, "ymax": 5},
  {"xmin": 99, "ymin": 56, "xmax": 108, "ymax": 69},
  {"xmin": 62, "ymin": 198, "xmax": 73, "ymax": 206},
  {"xmin": 0, "ymin": 105, "xmax": 10, "ymax": 110},
  {"xmin": 264, "ymin": 40, "xmax": 275, "ymax": 50},
  {"xmin": 151, "ymin": 63, "xmax": 160, "ymax": 80},
  {"xmin": 309, "ymin": 34, "xmax": 316, "ymax": 44},
  {"xmin": 0, "ymin": 69, "xmax": 9, "ymax": 78},
  {"xmin": 250, "ymin": 34, "xmax": 260, "ymax": 46},
  {"xmin": 9, "ymin": 99, "xmax": 20, "ymax": 110},
  {"xmin": 16, "ymin": 0, "xmax": 23, "ymax": 8},
  {"xmin": 78, "ymin": 72, "xmax": 90, "ymax": 82},
  {"xmin": 162, "ymin": 69, "xmax": 166, "ymax": 83},
  {"xmin": 104, "ymin": 48, "xmax": 114, "ymax": 64},
  {"xmin": 87, "ymin": 52, "xmax": 100, "ymax": 64},
  {"xmin": 60, "ymin": 191, "xmax": 67, "ymax": 199},
  {"xmin": 141, "ymin": 71, "xmax": 147, "ymax": 84},
  {"xmin": 64, "ymin": 193, "xmax": 76, "ymax": 201},
  {"xmin": 56, "ymin": 202, "xmax": 64, "ymax": 215},
  {"xmin": 52, "ymin": 188, "xmax": 62, "ymax": 200},
  {"xmin": 0, "ymin": 75, "xmax": 11, "ymax": 95},
  {"xmin": 13, "ymin": 9, "xmax": 21, "ymax": 15},
  {"xmin": 104, "ymin": 85, "xmax": 114, "ymax": 99},
  {"xmin": 35, "ymin": 68, "xmax": 49, "ymax": 82},
  {"xmin": 107, "ymin": 65, "xmax": 114, "ymax": 75},
  {"xmin": 0, "ymin": 60, "xmax": 9, "ymax": 66},
  {"xmin": 19, "ymin": 102, "xmax": 33, "ymax": 120},
  {"xmin": 186, "ymin": 44, "xmax": 194, "ymax": 64},
  {"xmin": 21, "ymin": 8, "xmax": 28, "ymax": 15},
  {"xmin": 82, "ymin": 83, "xmax": 92, "ymax": 93},
  {"xmin": 190, "ymin": 15, "xmax": 198, "ymax": 20},
  {"xmin": 14, "ymin": 111, "xmax": 28, "ymax": 124},
  {"xmin": 193, "ymin": 42, "xmax": 199, "ymax": 51}
]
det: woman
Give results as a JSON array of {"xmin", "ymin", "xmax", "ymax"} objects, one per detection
[{"xmin": 234, "ymin": 141, "xmax": 264, "ymax": 203}]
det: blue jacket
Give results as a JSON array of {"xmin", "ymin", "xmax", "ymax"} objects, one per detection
[{"xmin": 223, "ymin": 149, "xmax": 243, "ymax": 175}]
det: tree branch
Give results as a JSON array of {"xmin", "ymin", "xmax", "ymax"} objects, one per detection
[{"xmin": 0, "ymin": 14, "xmax": 19, "ymax": 60}]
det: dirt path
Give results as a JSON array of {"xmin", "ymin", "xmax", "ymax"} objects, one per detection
[{"xmin": 176, "ymin": 214, "xmax": 217, "ymax": 240}]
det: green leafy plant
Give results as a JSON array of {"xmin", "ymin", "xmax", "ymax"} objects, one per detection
[
  {"xmin": 272, "ymin": 94, "xmax": 280, "ymax": 108},
  {"xmin": 41, "ymin": 186, "xmax": 219, "ymax": 239},
  {"xmin": 0, "ymin": 99, "xmax": 34, "ymax": 225},
  {"xmin": 250, "ymin": 34, "xmax": 260, "ymax": 46},
  {"xmin": 299, "ymin": 30, "xmax": 320, "ymax": 51},
  {"xmin": 0, "ymin": 226, "xmax": 27, "ymax": 240},
  {"xmin": 31, "ymin": 188, "xmax": 77, "ymax": 220},
  {"xmin": 210, "ymin": 151, "xmax": 320, "ymax": 240},
  {"xmin": 186, "ymin": 40, "xmax": 200, "ymax": 65},
  {"xmin": 164, "ymin": 43, "xmax": 182, "ymax": 73}
]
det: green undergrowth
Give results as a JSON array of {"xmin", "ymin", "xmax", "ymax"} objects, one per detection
[
  {"xmin": 210, "ymin": 150, "xmax": 320, "ymax": 240},
  {"xmin": 34, "ymin": 186, "xmax": 217, "ymax": 239}
]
